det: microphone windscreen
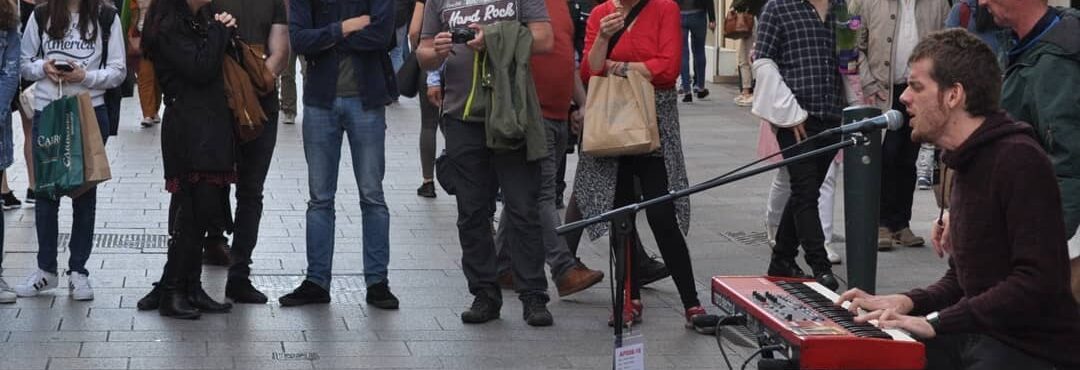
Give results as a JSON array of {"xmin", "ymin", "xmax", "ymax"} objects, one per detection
[{"xmin": 884, "ymin": 110, "xmax": 905, "ymax": 131}]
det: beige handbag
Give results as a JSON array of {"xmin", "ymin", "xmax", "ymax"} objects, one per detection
[{"xmin": 581, "ymin": 70, "xmax": 660, "ymax": 157}]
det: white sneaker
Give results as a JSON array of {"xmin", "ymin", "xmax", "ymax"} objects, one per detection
[
  {"xmin": 15, "ymin": 269, "xmax": 58, "ymax": 297},
  {"xmin": 68, "ymin": 272, "xmax": 94, "ymax": 301},
  {"xmin": 734, "ymin": 94, "xmax": 754, "ymax": 107},
  {"xmin": 0, "ymin": 278, "xmax": 16, "ymax": 303},
  {"xmin": 826, "ymin": 246, "xmax": 842, "ymax": 264}
]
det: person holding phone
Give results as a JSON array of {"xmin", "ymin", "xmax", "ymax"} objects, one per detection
[{"xmin": 14, "ymin": 0, "xmax": 125, "ymax": 302}]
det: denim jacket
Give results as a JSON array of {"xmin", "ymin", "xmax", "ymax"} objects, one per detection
[
  {"xmin": 289, "ymin": 0, "xmax": 398, "ymax": 110},
  {"xmin": 0, "ymin": 28, "xmax": 21, "ymax": 172}
]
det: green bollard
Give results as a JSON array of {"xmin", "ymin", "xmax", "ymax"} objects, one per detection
[{"xmin": 842, "ymin": 106, "xmax": 883, "ymax": 294}]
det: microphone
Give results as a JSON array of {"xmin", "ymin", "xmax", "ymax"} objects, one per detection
[{"xmin": 822, "ymin": 109, "xmax": 904, "ymax": 136}]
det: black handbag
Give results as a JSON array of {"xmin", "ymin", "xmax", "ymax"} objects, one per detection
[{"xmin": 397, "ymin": 52, "xmax": 422, "ymax": 98}]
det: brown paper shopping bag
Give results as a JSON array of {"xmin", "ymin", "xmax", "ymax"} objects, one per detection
[
  {"xmin": 68, "ymin": 93, "xmax": 111, "ymax": 198},
  {"xmin": 581, "ymin": 70, "xmax": 660, "ymax": 157}
]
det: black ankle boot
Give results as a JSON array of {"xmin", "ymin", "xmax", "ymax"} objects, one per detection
[
  {"xmin": 137, "ymin": 283, "xmax": 161, "ymax": 311},
  {"xmin": 188, "ymin": 283, "xmax": 232, "ymax": 313},
  {"xmin": 158, "ymin": 281, "xmax": 200, "ymax": 320}
]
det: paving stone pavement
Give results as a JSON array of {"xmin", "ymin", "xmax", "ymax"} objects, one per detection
[{"xmin": 0, "ymin": 84, "xmax": 947, "ymax": 369}]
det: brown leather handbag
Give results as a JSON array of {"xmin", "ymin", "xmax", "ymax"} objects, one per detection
[
  {"xmin": 723, "ymin": 10, "xmax": 754, "ymax": 39},
  {"xmin": 222, "ymin": 38, "xmax": 274, "ymax": 143},
  {"xmin": 235, "ymin": 41, "xmax": 276, "ymax": 97}
]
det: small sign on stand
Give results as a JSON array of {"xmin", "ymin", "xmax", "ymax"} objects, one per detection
[{"xmin": 613, "ymin": 333, "xmax": 645, "ymax": 370}]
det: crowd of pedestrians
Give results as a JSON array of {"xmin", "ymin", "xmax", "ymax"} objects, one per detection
[{"xmin": 0, "ymin": 0, "xmax": 1078, "ymax": 367}]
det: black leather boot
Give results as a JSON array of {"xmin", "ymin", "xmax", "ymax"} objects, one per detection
[
  {"xmin": 159, "ymin": 192, "xmax": 202, "ymax": 320},
  {"xmin": 158, "ymin": 236, "xmax": 198, "ymax": 320},
  {"xmin": 137, "ymin": 283, "xmax": 161, "ymax": 311},
  {"xmin": 187, "ymin": 282, "xmax": 232, "ymax": 313},
  {"xmin": 158, "ymin": 279, "xmax": 200, "ymax": 320}
]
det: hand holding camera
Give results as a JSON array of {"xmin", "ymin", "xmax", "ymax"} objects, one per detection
[{"xmin": 461, "ymin": 24, "xmax": 485, "ymax": 52}]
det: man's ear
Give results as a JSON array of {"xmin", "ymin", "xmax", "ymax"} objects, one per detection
[{"xmin": 946, "ymin": 82, "xmax": 966, "ymax": 111}]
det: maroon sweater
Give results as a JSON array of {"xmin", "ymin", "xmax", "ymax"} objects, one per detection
[{"xmin": 902, "ymin": 112, "xmax": 1080, "ymax": 367}]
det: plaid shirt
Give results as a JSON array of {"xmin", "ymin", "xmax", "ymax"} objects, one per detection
[{"xmin": 755, "ymin": 0, "xmax": 845, "ymax": 124}]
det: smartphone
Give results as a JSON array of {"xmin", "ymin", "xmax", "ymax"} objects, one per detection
[{"xmin": 55, "ymin": 62, "xmax": 74, "ymax": 72}]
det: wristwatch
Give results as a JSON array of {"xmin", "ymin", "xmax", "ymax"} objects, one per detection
[
  {"xmin": 619, "ymin": 62, "xmax": 630, "ymax": 77},
  {"xmin": 925, "ymin": 311, "xmax": 941, "ymax": 333}
]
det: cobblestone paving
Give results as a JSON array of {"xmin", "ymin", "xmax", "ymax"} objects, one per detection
[{"xmin": 0, "ymin": 84, "xmax": 946, "ymax": 369}]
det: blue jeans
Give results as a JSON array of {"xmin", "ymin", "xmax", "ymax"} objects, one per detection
[
  {"xmin": 34, "ymin": 105, "xmax": 110, "ymax": 276},
  {"xmin": 390, "ymin": 25, "xmax": 409, "ymax": 73},
  {"xmin": 302, "ymin": 97, "xmax": 390, "ymax": 289},
  {"xmin": 680, "ymin": 11, "xmax": 708, "ymax": 92}
]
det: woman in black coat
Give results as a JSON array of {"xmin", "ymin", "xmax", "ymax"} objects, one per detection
[{"xmin": 136, "ymin": 0, "xmax": 238, "ymax": 320}]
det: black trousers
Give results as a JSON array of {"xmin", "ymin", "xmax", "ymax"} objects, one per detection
[
  {"xmin": 924, "ymin": 334, "xmax": 1061, "ymax": 370},
  {"xmin": 228, "ymin": 96, "xmax": 280, "ymax": 280},
  {"xmin": 771, "ymin": 117, "xmax": 838, "ymax": 273},
  {"xmin": 443, "ymin": 117, "xmax": 548, "ymax": 301},
  {"xmin": 880, "ymin": 84, "xmax": 918, "ymax": 231},
  {"xmin": 162, "ymin": 183, "xmax": 232, "ymax": 285},
  {"xmin": 612, "ymin": 155, "xmax": 699, "ymax": 309}
]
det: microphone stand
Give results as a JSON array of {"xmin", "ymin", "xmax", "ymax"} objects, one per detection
[{"xmin": 557, "ymin": 135, "xmax": 865, "ymax": 354}]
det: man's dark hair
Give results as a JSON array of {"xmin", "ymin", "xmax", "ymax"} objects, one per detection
[{"xmin": 909, "ymin": 28, "xmax": 1002, "ymax": 117}]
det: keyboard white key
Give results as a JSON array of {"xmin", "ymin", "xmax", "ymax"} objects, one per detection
[{"xmin": 802, "ymin": 282, "xmax": 917, "ymax": 342}]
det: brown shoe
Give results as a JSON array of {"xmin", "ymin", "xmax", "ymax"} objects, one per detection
[
  {"xmin": 878, "ymin": 227, "xmax": 896, "ymax": 251},
  {"xmin": 556, "ymin": 264, "xmax": 604, "ymax": 297},
  {"xmin": 202, "ymin": 238, "xmax": 232, "ymax": 266},
  {"xmin": 496, "ymin": 270, "xmax": 514, "ymax": 290},
  {"xmin": 892, "ymin": 228, "xmax": 926, "ymax": 247}
]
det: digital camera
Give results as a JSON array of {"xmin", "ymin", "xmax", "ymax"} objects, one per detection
[{"xmin": 450, "ymin": 27, "xmax": 477, "ymax": 44}]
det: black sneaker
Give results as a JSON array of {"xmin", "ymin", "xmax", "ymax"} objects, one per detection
[
  {"xmin": 521, "ymin": 294, "xmax": 553, "ymax": 327},
  {"xmin": 417, "ymin": 181, "xmax": 436, "ymax": 198},
  {"xmin": 814, "ymin": 271, "xmax": 840, "ymax": 291},
  {"xmin": 767, "ymin": 259, "xmax": 809, "ymax": 279},
  {"xmin": 365, "ymin": 281, "xmax": 399, "ymax": 310},
  {"xmin": 2, "ymin": 192, "xmax": 21, "ymax": 210},
  {"xmin": 461, "ymin": 290, "xmax": 501, "ymax": 324},
  {"xmin": 682, "ymin": 93, "xmax": 693, "ymax": 103},
  {"xmin": 638, "ymin": 256, "xmax": 670, "ymax": 287},
  {"xmin": 695, "ymin": 88, "xmax": 710, "ymax": 99},
  {"xmin": 226, "ymin": 278, "xmax": 268, "ymax": 304},
  {"xmin": 278, "ymin": 280, "xmax": 331, "ymax": 307},
  {"xmin": 24, "ymin": 188, "xmax": 35, "ymax": 204}
]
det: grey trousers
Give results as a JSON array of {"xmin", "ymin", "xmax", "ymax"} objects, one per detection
[
  {"xmin": 442, "ymin": 117, "xmax": 548, "ymax": 301},
  {"xmin": 495, "ymin": 119, "xmax": 578, "ymax": 282}
]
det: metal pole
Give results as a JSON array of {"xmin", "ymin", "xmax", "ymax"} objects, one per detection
[{"xmin": 842, "ymin": 106, "xmax": 883, "ymax": 293}]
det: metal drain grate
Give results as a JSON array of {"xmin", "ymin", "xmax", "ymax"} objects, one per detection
[
  {"xmin": 721, "ymin": 231, "xmax": 771, "ymax": 248},
  {"xmin": 58, "ymin": 233, "xmax": 168, "ymax": 252}
]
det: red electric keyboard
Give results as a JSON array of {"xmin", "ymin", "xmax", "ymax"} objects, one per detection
[{"xmin": 711, "ymin": 276, "xmax": 925, "ymax": 370}]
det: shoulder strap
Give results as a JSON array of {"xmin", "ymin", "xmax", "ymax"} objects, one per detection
[
  {"xmin": 34, "ymin": 5, "xmax": 46, "ymax": 58},
  {"xmin": 606, "ymin": 0, "xmax": 649, "ymax": 56},
  {"xmin": 34, "ymin": 4, "xmax": 116, "ymax": 69},
  {"xmin": 958, "ymin": 2, "xmax": 971, "ymax": 29},
  {"xmin": 100, "ymin": 5, "xmax": 116, "ymax": 69}
]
